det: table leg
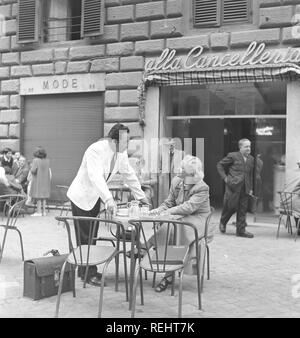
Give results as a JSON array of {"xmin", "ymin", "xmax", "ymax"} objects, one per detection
[{"xmin": 129, "ymin": 229, "xmax": 136, "ymax": 310}]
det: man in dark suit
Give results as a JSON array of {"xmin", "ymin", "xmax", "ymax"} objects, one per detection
[{"xmin": 217, "ymin": 139, "xmax": 254, "ymax": 238}]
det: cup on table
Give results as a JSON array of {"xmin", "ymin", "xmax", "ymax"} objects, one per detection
[
  {"xmin": 140, "ymin": 205, "xmax": 150, "ymax": 216},
  {"xmin": 117, "ymin": 207, "xmax": 129, "ymax": 217}
]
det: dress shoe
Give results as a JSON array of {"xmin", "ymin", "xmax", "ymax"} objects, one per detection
[
  {"xmin": 236, "ymin": 231, "xmax": 254, "ymax": 238},
  {"xmin": 88, "ymin": 273, "xmax": 106, "ymax": 287},
  {"xmin": 219, "ymin": 222, "xmax": 226, "ymax": 233}
]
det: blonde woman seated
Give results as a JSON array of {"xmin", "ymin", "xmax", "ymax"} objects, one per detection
[{"xmin": 149, "ymin": 155, "xmax": 214, "ymax": 293}]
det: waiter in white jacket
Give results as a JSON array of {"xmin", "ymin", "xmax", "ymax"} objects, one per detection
[{"xmin": 67, "ymin": 123, "xmax": 148, "ymax": 286}]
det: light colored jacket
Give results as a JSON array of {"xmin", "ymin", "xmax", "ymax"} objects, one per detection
[
  {"xmin": 158, "ymin": 176, "xmax": 212, "ymax": 238},
  {"xmin": 67, "ymin": 139, "xmax": 146, "ymax": 211}
]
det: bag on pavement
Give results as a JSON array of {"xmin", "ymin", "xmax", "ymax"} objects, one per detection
[{"xmin": 23, "ymin": 252, "xmax": 74, "ymax": 300}]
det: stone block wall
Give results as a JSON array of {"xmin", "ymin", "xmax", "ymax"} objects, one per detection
[{"xmin": 0, "ymin": 0, "xmax": 299, "ymax": 150}]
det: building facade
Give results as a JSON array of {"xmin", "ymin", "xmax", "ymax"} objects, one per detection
[{"xmin": 0, "ymin": 0, "xmax": 300, "ymax": 213}]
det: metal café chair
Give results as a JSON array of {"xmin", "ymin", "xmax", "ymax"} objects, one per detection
[
  {"xmin": 0, "ymin": 194, "xmax": 27, "ymax": 263},
  {"xmin": 199, "ymin": 207, "xmax": 214, "ymax": 292},
  {"xmin": 55, "ymin": 185, "xmax": 71, "ymax": 224},
  {"xmin": 277, "ymin": 191, "xmax": 300, "ymax": 241},
  {"xmin": 128, "ymin": 219, "xmax": 202, "ymax": 318},
  {"xmin": 54, "ymin": 216, "xmax": 129, "ymax": 318}
]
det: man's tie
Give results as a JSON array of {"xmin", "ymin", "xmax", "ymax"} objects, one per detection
[
  {"xmin": 107, "ymin": 153, "xmax": 116, "ymax": 182},
  {"xmin": 169, "ymin": 150, "xmax": 174, "ymax": 188}
]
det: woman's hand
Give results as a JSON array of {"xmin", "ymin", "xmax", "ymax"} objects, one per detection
[
  {"xmin": 160, "ymin": 209, "xmax": 171, "ymax": 216},
  {"xmin": 149, "ymin": 208, "xmax": 160, "ymax": 216}
]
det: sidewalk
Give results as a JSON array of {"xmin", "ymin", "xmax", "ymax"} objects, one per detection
[{"xmin": 0, "ymin": 210, "xmax": 300, "ymax": 318}]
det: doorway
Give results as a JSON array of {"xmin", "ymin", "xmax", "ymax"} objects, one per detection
[{"xmin": 161, "ymin": 81, "xmax": 287, "ymax": 222}]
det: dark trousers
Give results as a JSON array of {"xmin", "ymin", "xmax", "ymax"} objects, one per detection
[
  {"xmin": 71, "ymin": 198, "xmax": 101, "ymax": 277},
  {"xmin": 221, "ymin": 184, "xmax": 249, "ymax": 233}
]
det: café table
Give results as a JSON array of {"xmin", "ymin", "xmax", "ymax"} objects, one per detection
[{"xmin": 112, "ymin": 212, "xmax": 183, "ymax": 309}]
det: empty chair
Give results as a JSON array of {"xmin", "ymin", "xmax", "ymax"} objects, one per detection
[
  {"xmin": 56, "ymin": 185, "xmax": 71, "ymax": 223},
  {"xmin": 0, "ymin": 194, "xmax": 27, "ymax": 262},
  {"xmin": 128, "ymin": 219, "xmax": 203, "ymax": 318},
  {"xmin": 200, "ymin": 207, "xmax": 214, "ymax": 291},
  {"xmin": 54, "ymin": 216, "xmax": 128, "ymax": 318},
  {"xmin": 277, "ymin": 191, "xmax": 300, "ymax": 241}
]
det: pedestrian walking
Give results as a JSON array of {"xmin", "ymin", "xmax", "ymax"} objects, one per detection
[{"xmin": 217, "ymin": 138, "xmax": 254, "ymax": 238}]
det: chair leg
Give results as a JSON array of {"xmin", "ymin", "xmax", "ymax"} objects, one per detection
[
  {"xmin": 276, "ymin": 215, "xmax": 283, "ymax": 239},
  {"xmin": 83, "ymin": 265, "xmax": 90, "ymax": 289},
  {"xmin": 206, "ymin": 245, "xmax": 210, "ymax": 281},
  {"xmin": 287, "ymin": 216, "xmax": 293, "ymax": 235},
  {"xmin": 57, "ymin": 207, "xmax": 64, "ymax": 225},
  {"xmin": 71, "ymin": 265, "xmax": 76, "ymax": 298},
  {"xmin": 98, "ymin": 261, "xmax": 110, "ymax": 318},
  {"xmin": 144, "ymin": 270, "xmax": 148, "ymax": 280},
  {"xmin": 0, "ymin": 227, "xmax": 9, "ymax": 263},
  {"xmin": 295, "ymin": 219, "xmax": 300, "ymax": 242},
  {"xmin": 54, "ymin": 261, "xmax": 67, "ymax": 318},
  {"xmin": 171, "ymin": 271, "xmax": 175, "ymax": 296},
  {"xmin": 196, "ymin": 251, "xmax": 202, "ymax": 310},
  {"xmin": 115, "ymin": 253, "xmax": 120, "ymax": 292},
  {"xmin": 139, "ymin": 267, "xmax": 144, "ymax": 306},
  {"xmin": 178, "ymin": 270, "xmax": 184, "ymax": 318},
  {"xmin": 201, "ymin": 249, "xmax": 207, "ymax": 294},
  {"xmin": 122, "ymin": 247, "xmax": 129, "ymax": 302},
  {"xmin": 15, "ymin": 228, "xmax": 24, "ymax": 261},
  {"xmin": 131, "ymin": 266, "xmax": 140, "ymax": 318},
  {"xmin": 152, "ymin": 272, "xmax": 156, "ymax": 288}
]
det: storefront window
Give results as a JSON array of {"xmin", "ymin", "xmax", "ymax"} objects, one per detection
[{"xmin": 161, "ymin": 82, "xmax": 287, "ymax": 221}]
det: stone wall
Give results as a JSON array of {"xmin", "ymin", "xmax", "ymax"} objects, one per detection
[{"xmin": 0, "ymin": 0, "xmax": 299, "ymax": 150}]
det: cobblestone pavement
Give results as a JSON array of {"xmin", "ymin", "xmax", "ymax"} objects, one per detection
[{"xmin": 0, "ymin": 210, "xmax": 300, "ymax": 318}]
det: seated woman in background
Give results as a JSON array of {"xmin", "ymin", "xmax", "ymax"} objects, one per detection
[
  {"xmin": 12, "ymin": 156, "xmax": 29, "ymax": 193},
  {"xmin": 0, "ymin": 166, "xmax": 23, "ymax": 195},
  {"xmin": 149, "ymin": 155, "xmax": 215, "ymax": 292}
]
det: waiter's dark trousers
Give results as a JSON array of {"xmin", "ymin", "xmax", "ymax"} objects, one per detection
[{"xmin": 71, "ymin": 198, "xmax": 101, "ymax": 278}]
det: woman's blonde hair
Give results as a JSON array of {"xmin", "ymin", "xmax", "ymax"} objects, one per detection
[{"xmin": 181, "ymin": 155, "xmax": 204, "ymax": 181}]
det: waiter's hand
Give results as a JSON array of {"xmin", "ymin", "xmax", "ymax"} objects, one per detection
[
  {"xmin": 105, "ymin": 198, "xmax": 117, "ymax": 215},
  {"xmin": 139, "ymin": 197, "xmax": 150, "ymax": 205}
]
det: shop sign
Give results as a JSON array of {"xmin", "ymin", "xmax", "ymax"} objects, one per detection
[
  {"xmin": 20, "ymin": 73, "xmax": 105, "ymax": 95},
  {"xmin": 145, "ymin": 41, "xmax": 300, "ymax": 72}
]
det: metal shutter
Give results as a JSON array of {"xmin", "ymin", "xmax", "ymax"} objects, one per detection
[
  {"xmin": 193, "ymin": 0, "xmax": 220, "ymax": 27},
  {"xmin": 17, "ymin": 0, "xmax": 39, "ymax": 43},
  {"xmin": 223, "ymin": 0, "xmax": 250, "ymax": 23},
  {"xmin": 81, "ymin": 0, "xmax": 105, "ymax": 38},
  {"xmin": 23, "ymin": 93, "xmax": 104, "ymax": 200}
]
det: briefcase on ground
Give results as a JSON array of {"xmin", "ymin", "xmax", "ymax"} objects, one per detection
[{"xmin": 23, "ymin": 254, "xmax": 75, "ymax": 300}]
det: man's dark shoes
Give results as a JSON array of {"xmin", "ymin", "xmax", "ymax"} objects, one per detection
[
  {"xmin": 236, "ymin": 230, "xmax": 254, "ymax": 238},
  {"xmin": 88, "ymin": 273, "xmax": 106, "ymax": 287},
  {"xmin": 219, "ymin": 222, "xmax": 226, "ymax": 234}
]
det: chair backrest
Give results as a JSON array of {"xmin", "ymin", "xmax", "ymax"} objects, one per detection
[
  {"xmin": 278, "ymin": 191, "xmax": 298, "ymax": 216},
  {"xmin": 128, "ymin": 219, "xmax": 199, "ymax": 273},
  {"xmin": 56, "ymin": 185, "xmax": 69, "ymax": 203},
  {"xmin": 0, "ymin": 194, "xmax": 26, "ymax": 227},
  {"xmin": 55, "ymin": 216, "xmax": 126, "ymax": 266}
]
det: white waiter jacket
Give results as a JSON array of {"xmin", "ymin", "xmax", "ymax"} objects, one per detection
[{"xmin": 67, "ymin": 139, "xmax": 146, "ymax": 211}]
